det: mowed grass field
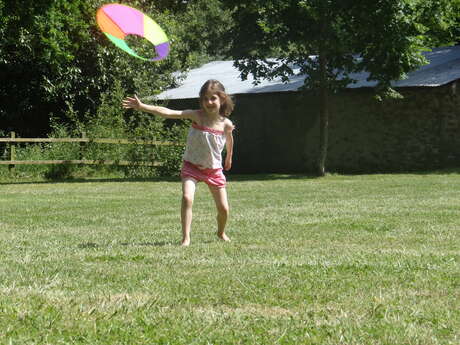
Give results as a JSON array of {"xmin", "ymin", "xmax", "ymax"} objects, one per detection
[{"xmin": 0, "ymin": 172, "xmax": 459, "ymax": 345}]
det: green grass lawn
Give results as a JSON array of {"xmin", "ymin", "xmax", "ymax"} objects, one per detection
[{"xmin": 1, "ymin": 172, "xmax": 459, "ymax": 344}]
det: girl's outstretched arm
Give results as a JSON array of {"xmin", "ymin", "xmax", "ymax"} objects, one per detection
[{"xmin": 122, "ymin": 95, "xmax": 198, "ymax": 120}]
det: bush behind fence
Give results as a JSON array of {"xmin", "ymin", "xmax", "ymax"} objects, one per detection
[{"xmin": 0, "ymin": 131, "xmax": 186, "ymax": 180}]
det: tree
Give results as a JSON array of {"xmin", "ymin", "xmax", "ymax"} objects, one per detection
[
  {"xmin": 224, "ymin": 0, "xmax": 460, "ymax": 176},
  {"xmin": 0, "ymin": 0, "xmax": 232, "ymax": 136}
]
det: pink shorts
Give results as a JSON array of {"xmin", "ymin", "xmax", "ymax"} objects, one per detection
[{"xmin": 181, "ymin": 160, "xmax": 226, "ymax": 188}]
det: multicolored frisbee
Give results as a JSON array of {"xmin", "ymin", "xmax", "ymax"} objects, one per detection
[{"xmin": 96, "ymin": 3, "xmax": 170, "ymax": 61}]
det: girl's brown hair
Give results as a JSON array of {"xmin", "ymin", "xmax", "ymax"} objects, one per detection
[{"xmin": 199, "ymin": 79, "xmax": 234, "ymax": 117}]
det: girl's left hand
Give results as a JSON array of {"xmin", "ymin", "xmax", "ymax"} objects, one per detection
[{"xmin": 224, "ymin": 157, "xmax": 232, "ymax": 171}]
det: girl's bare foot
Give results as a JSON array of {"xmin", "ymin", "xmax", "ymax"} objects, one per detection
[
  {"xmin": 181, "ymin": 238, "xmax": 190, "ymax": 246},
  {"xmin": 217, "ymin": 232, "xmax": 231, "ymax": 242}
]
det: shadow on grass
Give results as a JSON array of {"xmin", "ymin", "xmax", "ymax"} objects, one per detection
[
  {"xmin": 2, "ymin": 168, "xmax": 458, "ymax": 185},
  {"xmin": 0, "ymin": 173, "xmax": 320, "ymax": 185},
  {"xmin": 0, "ymin": 176, "xmax": 179, "ymax": 186},
  {"xmin": 119, "ymin": 241, "xmax": 175, "ymax": 247},
  {"xmin": 78, "ymin": 241, "xmax": 175, "ymax": 249},
  {"xmin": 404, "ymin": 167, "xmax": 460, "ymax": 176}
]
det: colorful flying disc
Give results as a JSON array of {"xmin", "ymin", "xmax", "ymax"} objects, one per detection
[{"xmin": 96, "ymin": 3, "xmax": 170, "ymax": 61}]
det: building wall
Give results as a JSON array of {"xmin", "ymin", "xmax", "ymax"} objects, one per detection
[{"xmin": 166, "ymin": 81, "xmax": 460, "ymax": 174}]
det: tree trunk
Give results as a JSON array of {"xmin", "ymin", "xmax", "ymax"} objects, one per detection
[{"xmin": 317, "ymin": 52, "xmax": 329, "ymax": 176}]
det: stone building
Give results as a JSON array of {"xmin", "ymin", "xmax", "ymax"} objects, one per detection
[{"xmin": 157, "ymin": 46, "xmax": 460, "ymax": 173}]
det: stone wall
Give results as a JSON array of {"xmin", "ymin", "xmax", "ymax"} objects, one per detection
[{"xmin": 165, "ymin": 81, "xmax": 460, "ymax": 174}]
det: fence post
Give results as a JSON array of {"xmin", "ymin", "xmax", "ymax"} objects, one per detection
[
  {"xmin": 80, "ymin": 131, "xmax": 86, "ymax": 161},
  {"xmin": 9, "ymin": 131, "xmax": 16, "ymax": 174}
]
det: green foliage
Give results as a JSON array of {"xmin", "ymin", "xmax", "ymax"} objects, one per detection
[
  {"xmin": 225, "ymin": 0, "xmax": 459, "ymax": 92},
  {"xmin": 1, "ymin": 0, "xmax": 102, "ymax": 135},
  {"xmin": 412, "ymin": 0, "xmax": 460, "ymax": 47},
  {"xmin": 0, "ymin": 0, "xmax": 231, "ymax": 137},
  {"xmin": 173, "ymin": 0, "xmax": 235, "ymax": 60}
]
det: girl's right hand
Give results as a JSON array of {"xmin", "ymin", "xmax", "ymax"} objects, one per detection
[{"xmin": 122, "ymin": 95, "xmax": 143, "ymax": 110}]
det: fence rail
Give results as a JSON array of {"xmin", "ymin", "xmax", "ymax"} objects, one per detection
[
  {"xmin": 0, "ymin": 137, "xmax": 177, "ymax": 145},
  {"xmin": 0, "ymin": 132, "xmax": 181, "ymax": 170},
  {"xmin": 0, "ymin": 160, "xmax": 162, "ymax": 166}
]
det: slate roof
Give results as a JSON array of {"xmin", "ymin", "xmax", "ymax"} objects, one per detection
[{"xmin": 157, "ymin": 45, "xmax": 460, "ymax": 100}]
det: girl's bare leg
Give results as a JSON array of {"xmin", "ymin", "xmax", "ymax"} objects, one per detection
[
  {"xmin": 208, "ymin": 185, "xmax": 230, "ymax": 242},
  {"xmin": 181, "ymin": 178, "xmax": 197, "ymax": 246}
]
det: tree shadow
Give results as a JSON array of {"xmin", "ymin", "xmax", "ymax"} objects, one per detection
[
  {"xmin": 2, "ymin": 169, "xmax": 458, "ymax": 186},
  {"xmin": 228, "ymin": 173, "xmax": 320, "ymax": 181},
  {"xmin": 78, "ymin": 240, "xmax": 175, "ymax": 249},
  {"xmin": 335, "ymin": 167, "xmax": 460, "ymax": 177},
  {"xmin": 119, "ymin": 241, "xmax": 175, "ymax": 247},
  {"xmin": 0, "ymin": 176, "xmax": 180, "ymax": 186},
  {"xmin": 0, "ymin": 173, "xmax": 320, "ymax": 185}
]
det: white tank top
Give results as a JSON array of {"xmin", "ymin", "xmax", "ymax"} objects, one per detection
[{"xmin": 183, "ymin": 123, "xmax": 226, "ymax": 169}]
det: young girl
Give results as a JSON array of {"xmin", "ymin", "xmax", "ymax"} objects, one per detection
[{"xmin": 122, "ymin": 80, "xmax": 235, "ymax": 246}]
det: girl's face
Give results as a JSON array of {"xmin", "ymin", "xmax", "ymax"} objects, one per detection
[{"xmin": 201, "ymin": 90, "xmax": 221, "ymax": 115}]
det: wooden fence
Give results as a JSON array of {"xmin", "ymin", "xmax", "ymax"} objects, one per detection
[{"xmin": 0, "ymin": 131, "xmax": 181, "ymax": 171}]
